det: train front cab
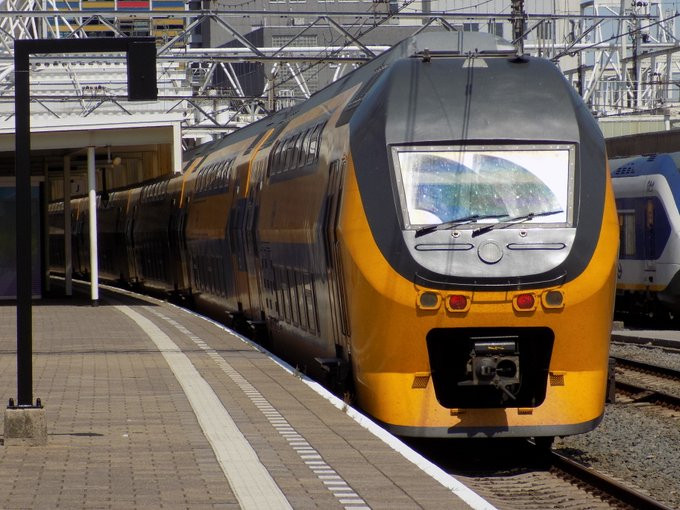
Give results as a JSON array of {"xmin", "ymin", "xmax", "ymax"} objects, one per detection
[{"xmin": 340, "ymin": 153, "xmax": 619, "ymax": 438}]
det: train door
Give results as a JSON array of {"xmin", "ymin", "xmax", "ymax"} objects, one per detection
[
  {"xmin": 644, "ymin": 180, "xmax": 657, "ymax": 276},
  {"xmin": 243, "ymin": 171, "xmax": 264, "ymax": 318},
  {"xmin": 125, "ymin": 204, "xmax": 139, "ymax": 283},
  {"xmin": 324, "ymin": 159, "xmax": 350, "ymax": 360},
  {"xmin": 168, "ymin": 195, "xmax": 189, "ymax": 292}
]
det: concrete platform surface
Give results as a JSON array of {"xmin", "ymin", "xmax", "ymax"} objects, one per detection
[{"xmin": 0, "ymin": 286, "xmax": 491, "ymax": 510}]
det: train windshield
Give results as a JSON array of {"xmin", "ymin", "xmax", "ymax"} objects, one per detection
[{"xmin": 393, "ymin": 145, "xmax": 574, "ymax": 229}]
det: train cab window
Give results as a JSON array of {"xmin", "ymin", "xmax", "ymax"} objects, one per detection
[{"xmin": 392, "ymin": 145, "xmax": 574, "ymax": 229}]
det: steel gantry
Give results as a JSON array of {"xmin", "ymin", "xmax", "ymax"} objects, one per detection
[{"xmin": 2, "ymin": 1, "xmax": 680, "ymax": 141}]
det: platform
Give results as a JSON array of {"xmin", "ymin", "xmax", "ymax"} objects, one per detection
[{"xmin": 0, "ymin": 284, "xmax": 491, "ymax": 509}]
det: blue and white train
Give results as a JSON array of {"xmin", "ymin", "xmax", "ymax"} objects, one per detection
[{"xmin": 610, "ymin": 153, "xmax": 680, "ymax": 320}]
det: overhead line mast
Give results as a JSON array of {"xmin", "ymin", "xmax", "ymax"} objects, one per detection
[{"xmin": 511, "ymin": 0, "xmax": 526, "ymax": 57}]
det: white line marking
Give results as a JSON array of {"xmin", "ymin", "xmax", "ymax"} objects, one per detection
[
  {"xmin": 115, "ymin": 305, "xmax": 292, "ymax": 510},
  {"xmin": 147, "ymin": 308, "xmax": 372, "ymax": 509}
]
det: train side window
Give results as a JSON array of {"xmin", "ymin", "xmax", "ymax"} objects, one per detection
[
  {"xmin": 275, "ymin": 266, "xmax": 286, "ymax": 319},
  {"xmin": 218, "ymin": 164, "xmax": 225, "ymax": 190},
  {"xmin": 303, "ymin": 273, "xmax": 318, "ymax": 334},
  {"xmin": 288, "ymin": 135, "xmax": 299, "ymax": 170},
  {"xmin": 226, "ymin": 159, "xmax": 234, "ymax": 189},
  {"xmin": 285, "ymin": 135, "xmax": 298, "ymax": 172},
  {"xmin": 220, "ymin": 161, "xmax": 229, "ymax": 190},
  {"xmin": 197, "ymin": 170, "xmax": 205, "ymax": 192},
  {"xmin": 619, "ymin": 211, "xmax": 636, "ymax": 258},
  {"xmin": 307, "ymin": 126, "xmax": 320, "ymax": 165},
  {"xmin": 280, "ymin": 138, "xmax": 292, "ymax": 174},
  {"xmin": 310, "ymin": 123, "xmax": 325, "ymax": 164},
  {"xmin": 298, "ymin": 271, "xmax": 310, "ymax": 331},
  {"xmin": 300, "ymin": 129, "xmax": 312, "ymax": 167},
  {"xmin": 294, "ymin": 133, "xmax": 306, "ymax": 169},
  {"xmin": 278, "ymin": 139, "xmax": 289, "ymax": 173},
  {"xmin": 280, "ymin": 267, "xmax": 290, "ymax": 322},
  {"xmin": 272, "ymin": 141, "xmax": 283, "ymax": 175},
  {"xmin": 289, "ymin": 268, "xmax": 300, "ymax": 326}
]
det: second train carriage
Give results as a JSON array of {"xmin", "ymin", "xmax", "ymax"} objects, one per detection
[
  {"xmin": 610, "ymin": 153, "xmax": 680, "ymax": 320},
  {"xmin": 50, "ymin": 31, "xmax": 619, "ymax": 439}
]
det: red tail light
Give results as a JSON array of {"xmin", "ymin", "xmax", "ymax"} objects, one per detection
[
  {"xmin": 515, "ymin": 293, "xmax": 535, "ymax": 310},
  {"xmin": 448, "ymin": 295, "xmax": 468, "ymax": 310}
]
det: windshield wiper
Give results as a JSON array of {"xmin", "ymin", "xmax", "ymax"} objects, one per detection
[
  {"xmin": 415, "ymin": 213, "xmax": 509, "ymax": 238},
  {"xmin": 471, "ymin": 209, "xmax": 563, "ymax": 238}
]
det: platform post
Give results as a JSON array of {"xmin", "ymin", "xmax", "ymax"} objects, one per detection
[
  {"xmin": 7, "ymin": 36, "xmax": 156, "ymax": 445},
  {"xmin": 14, "ymin": 42, "xmax": 33, "ymax": 408},
  {"xmin": 87, "ymin": 146, "xmax": 99, "ymax": 306},
  {"xmin": 43, "ymin": 161, "xmax": 50, "ymax": 294},
  {"xmin": 7, "ymin": 39, "xmax": 47, "ymax": 446},
  {"xmin": 64, "ymin": 155, "xmax": 72, "ymax": 296}
]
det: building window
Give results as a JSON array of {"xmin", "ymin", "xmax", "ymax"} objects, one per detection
[
  {"xmin": 488, "ymin": 21, "xmax": 503, "ymax": 38},
  {"xmin": 271, "ymin": 34, "xmax": 319, "ymax": 96},
  {"xmin": 537, "ymin": 20, "xmax": 553, "ymax": 41}
]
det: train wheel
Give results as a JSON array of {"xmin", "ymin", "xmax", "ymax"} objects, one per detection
[{"xmin": 534, "ymin": 436, "xmax": 554, "ymax": 451}]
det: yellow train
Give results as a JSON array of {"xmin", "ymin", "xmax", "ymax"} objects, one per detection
[{"xmin": 50, "ymin": 31, "xmax": 619, "ymax": 440}]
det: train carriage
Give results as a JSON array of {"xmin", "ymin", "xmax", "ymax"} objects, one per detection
[{"xmin": 610, "ymin": 153, "xmax": 680, "ymax": 320}]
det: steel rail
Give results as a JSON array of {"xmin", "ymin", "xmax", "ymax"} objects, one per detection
[
  {"xmin": 548, "ymin": 449, "xmax": 675, "ymax": 510},
  {"xmin": 611, "ymin": 355, "xmax": 680, "ymax": 380},
  {"xmin": 615, "ymin": 380, "xmax": 680, "ymax": 408}
]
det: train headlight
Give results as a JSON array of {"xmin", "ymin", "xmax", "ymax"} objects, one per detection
[
  {"xmin": 418, "ymin": 291, "xmax": 441, "ymax": 310},
  {"xmin": 542, "ymin": 290, "xmax": 564, "ymax": 309},
  {"xmin": 513, "ymin": 293, "xmax": 536, "ymax": 311},
  {"xmin": 446, "ymin": 294, "xmax": 470, "ymax": 312}
]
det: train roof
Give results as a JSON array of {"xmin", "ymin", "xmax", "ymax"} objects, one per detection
[
  {"xmin": 610, "ymin": 153, "xmax": 680, "ymax": 208},
  {"xmin": 610, "ymin": 153, "xmax": 680, "ymax": 179},
  {"xmin": 183, "ymin": 30, "xmax": 516, "ymax": 161}
]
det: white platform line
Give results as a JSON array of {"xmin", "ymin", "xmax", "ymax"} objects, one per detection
[
  {"xmin": 115, "ymin": 305, "xmax": 292, "ymax": 510},
  {"xmin": 148, "ymin": 307, "xmax": 372, "ymax": 510}
]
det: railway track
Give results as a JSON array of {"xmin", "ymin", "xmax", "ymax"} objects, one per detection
[
  {"xmin": 405, "ymin": 437, "xmax": 673, "ymax": 509},
  {"xmin": 612, "ymin": 356, "xmax": 680, "ymax": 410},
  {"xmin": 547, "ymin": 447, "xmax": 674, "ymax": 509}
]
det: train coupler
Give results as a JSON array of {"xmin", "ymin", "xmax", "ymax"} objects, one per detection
[{"xmin": 458, "ymin": 339, "xmax": 521, "ymax": 401}]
